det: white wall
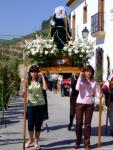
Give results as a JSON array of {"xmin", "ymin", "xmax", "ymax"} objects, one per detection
[
  {"xmin": 103, "ymin": 0, "xmax": 113, "ymax": 79},
  {"xmin": 70, "ymin": 0, "xmax": 113, "ymax": 80}
]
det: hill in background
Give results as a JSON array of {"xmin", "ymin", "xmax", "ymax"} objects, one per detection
[{"xmin": 0, "ymin": 17, "xmax": 51, "ymax": 50}]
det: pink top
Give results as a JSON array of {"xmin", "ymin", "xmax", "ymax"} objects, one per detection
[{"xmin": 76, "ymin": 77, "xmax": 99, "ymax": 104}]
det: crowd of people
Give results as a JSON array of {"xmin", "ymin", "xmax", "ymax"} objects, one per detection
[{"xmin": 48, "ymin": 73, "xmax": 63, "ymax": 93}]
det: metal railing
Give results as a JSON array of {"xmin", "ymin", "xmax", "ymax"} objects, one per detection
[{"xmin": 91, "ymin": 12, "xmax": 104, "ymax": 34}]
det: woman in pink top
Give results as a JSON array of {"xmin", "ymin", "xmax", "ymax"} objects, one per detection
[{"xmin": 75, "ymin": 65, "xmax": 98, "ymax": 150}]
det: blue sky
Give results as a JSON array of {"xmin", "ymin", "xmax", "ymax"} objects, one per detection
[{"xmin": 0, "ymin": 0, "xmax": 71, "ymax": 39}]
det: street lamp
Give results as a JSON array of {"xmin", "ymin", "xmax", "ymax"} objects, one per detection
[{"xmin": 82, "ymin": 27, "xmax": 89, "ymax": 39}]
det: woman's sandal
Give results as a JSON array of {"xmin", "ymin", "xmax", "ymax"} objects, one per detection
[
  {"xmin": 25, "ymin": 140, "xmax": 34, "ymax": 148},
  {"xmin": 34, "ymin": 143, "xmax": 40, "ymax": 150}
]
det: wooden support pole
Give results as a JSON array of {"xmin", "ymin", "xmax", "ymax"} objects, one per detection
[
  {"xmin": 98, "ymin": 83, "xmax": 103, "ymax": 147},
  {"xmin": 23, "ymin": 93, "xmax": 27, "ymax": 150}
]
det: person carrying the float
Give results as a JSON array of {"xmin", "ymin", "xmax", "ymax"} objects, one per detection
[
  {"xmin": 102, "ymin": 74, "xmax": 113, "ymax": 136},
  {"xmin": 23, "ymin": 65, "xmax": 48, "ymax": 150},
  {"xmin": 75, "ymin": 65, "xmax": 100, "ymax": 149}
]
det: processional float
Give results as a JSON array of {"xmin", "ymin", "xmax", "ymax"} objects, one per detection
[
  {"xmin": 24, "ymin": 6, "xmax": 89, "ymax": 74},
  {"xmin": 23, "ymin": 6, "xmax": 95, "ymax": 149}
]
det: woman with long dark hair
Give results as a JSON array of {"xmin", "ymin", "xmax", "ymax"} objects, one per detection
[{"xmin": 23, "ymin": 65, "xmax": 47, "ymax": 149}]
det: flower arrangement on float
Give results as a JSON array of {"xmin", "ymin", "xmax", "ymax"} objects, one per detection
[{"xmin": 25, "ymin": 35, "xmax": 94, "ymax": 67}]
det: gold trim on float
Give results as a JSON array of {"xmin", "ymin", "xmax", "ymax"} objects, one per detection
[{"xmin": 40, "ymin": 67, "xmax": 81, "ymax": 73}]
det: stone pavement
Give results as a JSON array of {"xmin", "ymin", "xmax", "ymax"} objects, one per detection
[{"xmin": 0, "ymin": 86, "xmax": 113, "ymax": 150}]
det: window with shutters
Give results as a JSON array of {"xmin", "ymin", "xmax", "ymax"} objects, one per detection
[{"xmin": 91, "ymin": 0, "xmax": 105, "ymax": 35}]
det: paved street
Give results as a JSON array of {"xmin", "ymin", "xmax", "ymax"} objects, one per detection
[{"xmin": 0, "ymin": 85, "xmax": 113, "ymax": 150}]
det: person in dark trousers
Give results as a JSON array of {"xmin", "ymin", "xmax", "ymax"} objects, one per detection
[
  {"xmin": 37, "ymin": 70, "xmax": 49, "ymax": 131},
  {"xmin": 40, "ymin": 75, "xmax": 49, "ymax": 120},
  {"xmin": 68, "ymin": 73, "xmax": 79, "ymax": 130},
  {"xmin": 102, "ymin": 77, "xmax": 113, "ymax": 136},
  {"xmin": 23, "ymin": 65, "xmax": 48, "ymax": 150},
  {"xmin": 75, "ymin": 65, "xmax": 99, "ymax": 150}
]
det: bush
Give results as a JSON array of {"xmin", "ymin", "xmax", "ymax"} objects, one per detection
[{"xmin": 0, "ymin": 51, "xmax": 20, "ymax": 110}]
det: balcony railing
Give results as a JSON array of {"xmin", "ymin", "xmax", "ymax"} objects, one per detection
[{"xmin": 91, "ymin": 12, "xmax": 105, "ymax": 37}]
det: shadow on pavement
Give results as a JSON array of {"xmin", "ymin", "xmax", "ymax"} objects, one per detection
[
  {"xmin": 0, "ymin": 138, "xmax": 22, "ymax": 146},
  {"xmin": 41, "ymin": 139, "xmax": 78, "ymax": 150},
  {"xmin": 44, "ymin": 124, "xmax": 68, "ymax": 131},
  {"xmin": 0, "ymin": 98, "xmax": 24, "ymax": 127},
  {"xmin": 91, "ymin": 140, "xmax": 113, "ymax": 149},
  {"xmin": 91, "ymin": 125, "xmax": 111, "ymax": 136}
]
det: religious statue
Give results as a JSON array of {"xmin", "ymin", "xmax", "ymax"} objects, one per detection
[{"xmin": 50, "ymin": 6, "xmax": 71, "ymax": 50}]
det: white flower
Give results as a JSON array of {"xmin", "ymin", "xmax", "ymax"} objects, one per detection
[
  {"xmin": 31, "ymin": 51, "xmax": 37, "ymax": 55},
  {"xmin": 52, "ymin": 47, "xmax": 56, "ymax": 52},
  {"xmin": 74, "ymin": 50, "xmax": 79, "ymax": 54},
  {"xmin": 86, "ymin": 46, "xmax": 90, "ymax": 49},
  {"xmin": 35, "ymin": 39, "xmax": 41, "ymax": 44},
  {"xmin": 68, "ymin": 40, "xmax": 73, "ymax": 45},
  {"xmin": 30, "ymin": 48, "xmax": 35, "ymax": 53},
  {"xmin": 51, "ymin": 50, "xmax": 54, "ymax": 54},
  {"xmin": 80, "ymin": 54, "xmax": 83, "ymax": 58},
  {"xmin": 63, "ymin": 46, "xmax": 68, "ymax": 51},
  {"xmin": 68, "ymin": 52, "xmax": 72, "ymax": 56},
  {"xmin": 45, "ymin": 51, "xmax": 48, "ymax": 55},
  {"xmin": 40, "ymin": 50, "xmax": 43, "ymax": 54},
  {"xmin": 68, "ymin": 48, "xmax": 72, "ymax": 53},
  {"xmin": 25, "ymin": 35, "xmax": 94, "ymax": 65},
  {"xmin": 81, "ymin": 49, "xmax": 85, "ymax": 53},
  {"xmin": 26, "ymin": 45, "xmax": 31, "ymax": 49},
  {"xmin": 86, "ymin": 50, "xmax": 89, "ymax": 53},
  {"xmin": 35, "ymin": 48, "xmax": 39, "ymax": 53}
]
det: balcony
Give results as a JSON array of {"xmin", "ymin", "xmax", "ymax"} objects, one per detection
[{"xmin": 91, "ymin": 12, "xmax": 105, "ymax": 38}]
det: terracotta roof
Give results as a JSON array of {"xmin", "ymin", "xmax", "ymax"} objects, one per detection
[{"xmin": 66, "ymin": 0, "xmax": 75, "ymax": 6}]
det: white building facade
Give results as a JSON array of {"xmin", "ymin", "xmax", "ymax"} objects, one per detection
[{"xmin": 66, "ymin": 0, "xmax": 113, "ymax": 81}]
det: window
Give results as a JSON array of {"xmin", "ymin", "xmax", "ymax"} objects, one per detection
[{"xmin": 91, "ymin": 12, "xmax": 104, "ymax": 34}]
